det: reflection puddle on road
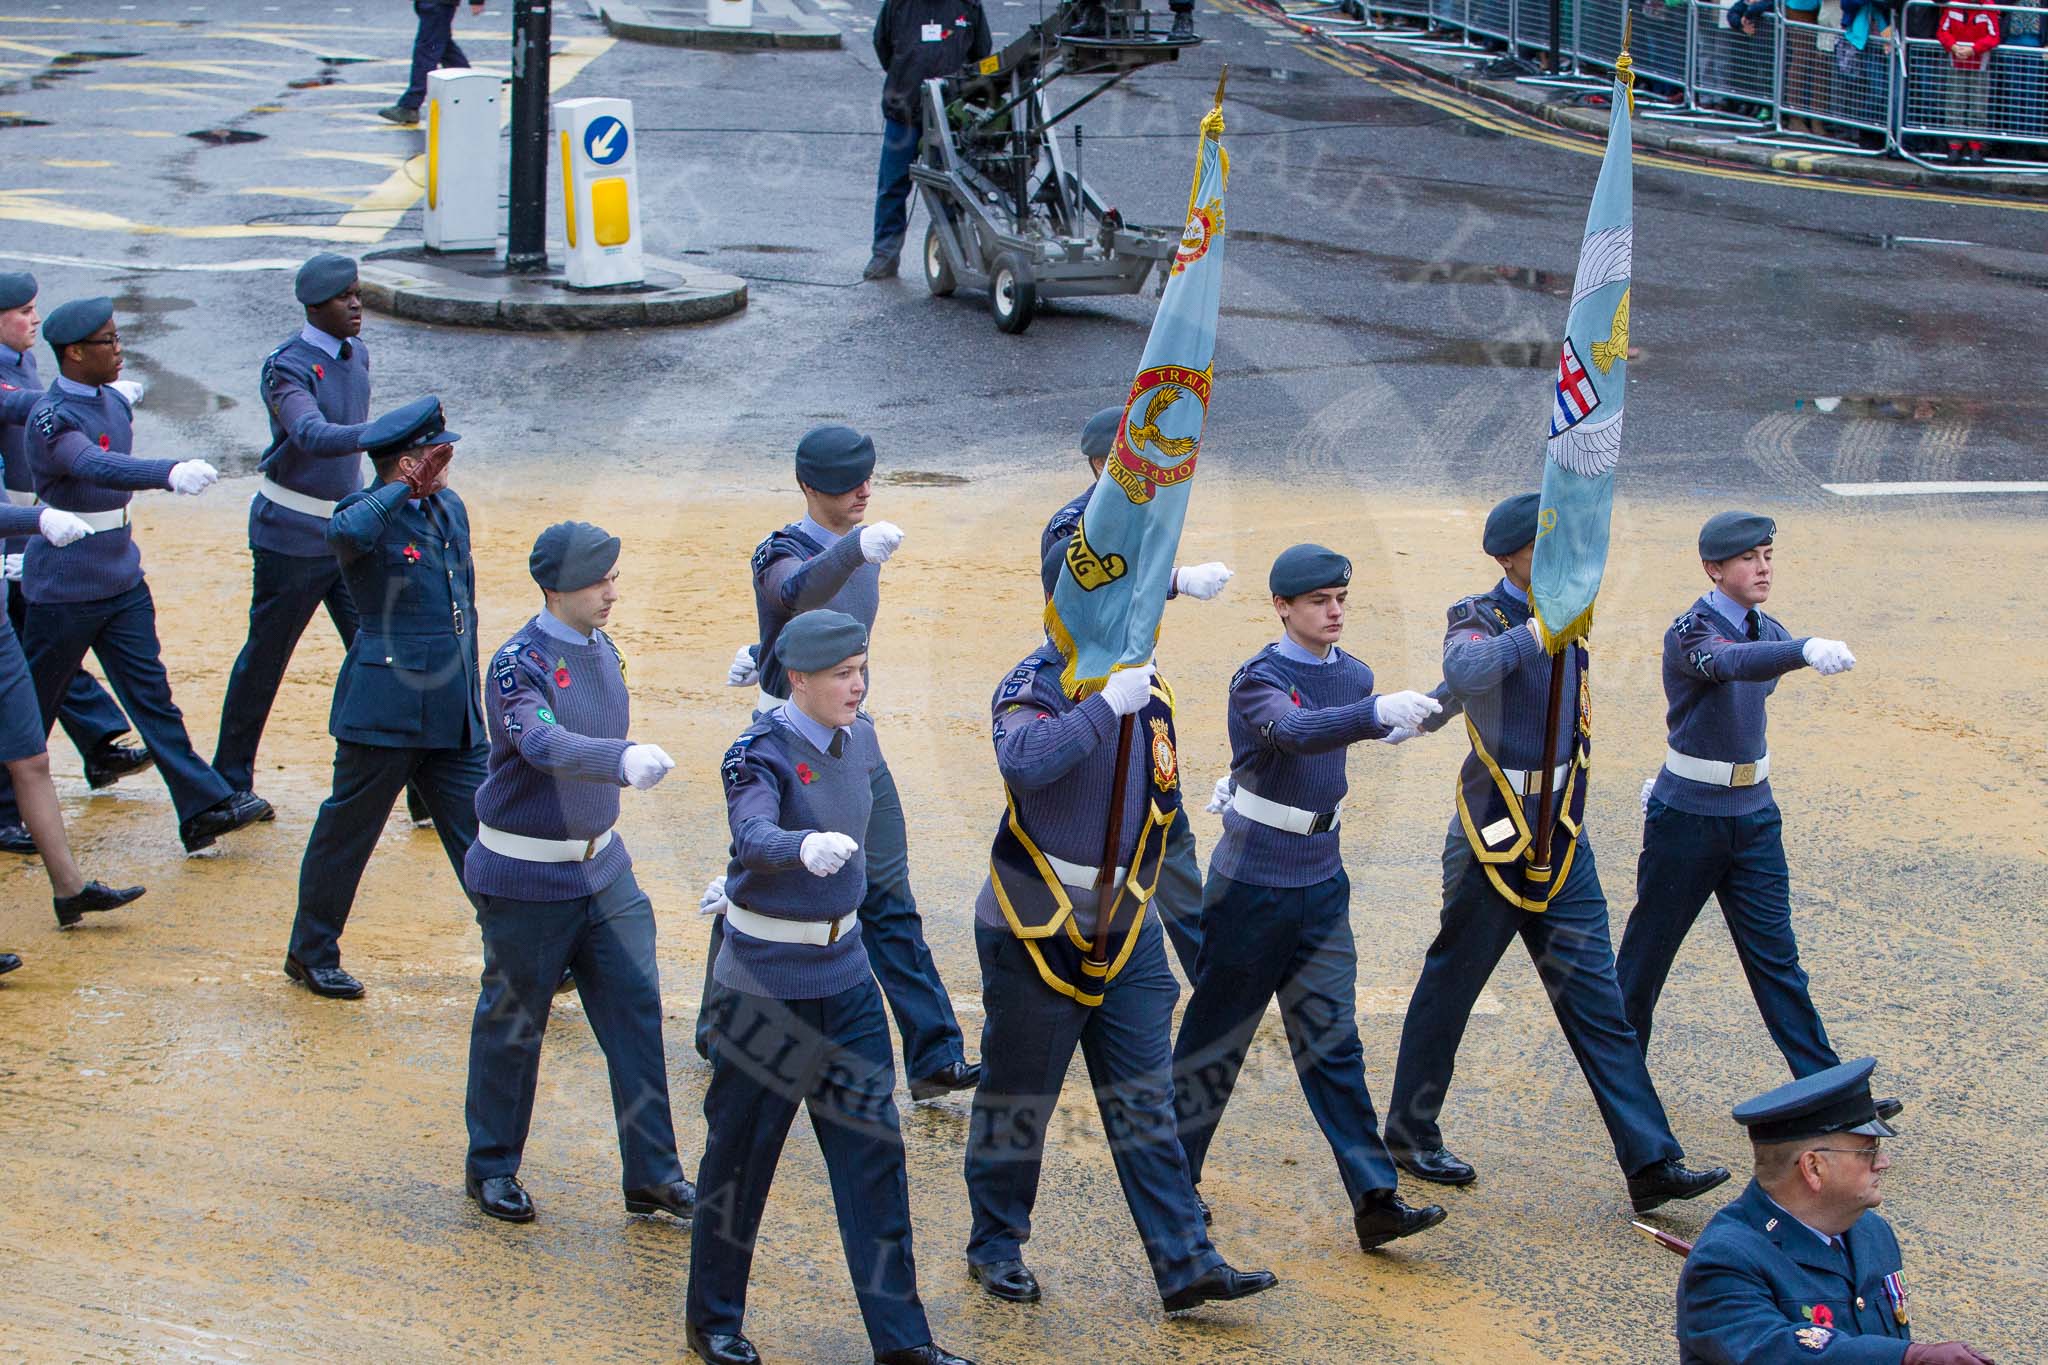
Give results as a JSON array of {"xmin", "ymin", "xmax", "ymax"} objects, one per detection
[
  {"xmin": 715, "ymin": 244, "xmax": 816, "ymax": 255},
  {"xmin": 1393, "ymin": 339, "xmax": 1552, "ymax": 367},
  {"xmin": 1790, "ymin": 394, "xmax": 2047, "ymax": 422},
  {"xmin": 52, "ymin": 51, "xmax": 144, "ymax": 65},
  {"xmin": 117, "ymin": 353, "xmax": 239, "ymax": 424},
  {"xmin": 287, "ymin": 73, "xmax": 340, "ymax": 89},
  {"xmin": 0, "ymin": 115, "xmax": 53, "ymax": 129},
  {"xmin": 185, "ymin": 128, "xmax": 268, "ymax": 145},
  {"xmin": 1232, "ymin": 231, "xmax": 1570, "ymax": 293}
]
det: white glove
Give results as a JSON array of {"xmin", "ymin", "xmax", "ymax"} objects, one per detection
[
  {"xmin": 858, "ymin": 521, "xmax": 904, "ymax": 565},
  {"xmin": 36, "ymin": 508, "xmax": 93, "ymax": 547},
  {"xmin": 1378, "ymin": 726, "xmax": 1420, "ymax": 746},
  {"xmin": 1374, "ymin": 690, "xmax": 1443, "ymax": 732},
  {"xmin": 699, "ymin": 874, "xmax": 730, "ymax": 917},
  {"xmin": 1, "ymin": 552, "xmax": 21, "ymax": 582},
  {"xmin": 1802, "ymin": 638, "xmax": 1856, "ymax": 676},
  {"xmin": 1205, "ymin": 775, "xmax": 1234, "ymax": 814},
  {"xmin": 1641, "ymin": 775, "xmax": 1656, "ymax": 814},
  {"xmin": 621, "ymin": 743, "xmax": 675, "ymax": 791},
  {"xmin": 1098, "ymin": 663, "xmax": 1157, "ymax": 717},
  {"xmin": 725, "ymin": 643, "xmax": 759, "ymax": 687},
  {"xmin": 167, "ymin": 460, "xmax": 218, "ymax": 496},
  {"xmin": 799, "ymin": 831, "xmax": 858, "ymax": 877},
  {"xmin": 108, "ymin": 379, "xmax": 144, "ymax": 406},
  {"xmin": 1173, "ymin": 562, "xmax": 1234, "ymax": 601}
]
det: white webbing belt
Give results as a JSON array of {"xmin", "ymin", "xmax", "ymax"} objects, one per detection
[
  {"xmin": 1229, "ymin": 784, "xmax": 1341, "ymax": 835},
  {"xmin": 725, "ymin": 901, "xmax": 859, "ymax": 946},
  {"xmin": 1664, "ymin": 748, "xmax": 1771, "ymax": 788},
  {"xmin": 755, "ymin": 686, "xmax": 781, "ymax": 716},
  {"xmin": 6, "ymin": 489, "xmax": 37, "ymax": 508},
  {"xmin": 476, "ymin": 822, "xmax": 616, "ymax": 863},
  {"xmin": 1500, "ymin": 761, "xmax": 1571, "ymax": 796},
  {"xmin": 1042, "ymin": 851, "xmax": 1129, "ymax": 890},
  {"xmin": 257, "ymin": 477, "xmax": 338, "ymax": 519},
  {"xmin": 62, "ymin": 507, "xmax": 129, "ymax": 532}
]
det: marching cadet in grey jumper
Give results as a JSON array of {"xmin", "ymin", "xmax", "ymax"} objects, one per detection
[
  {"xmin": 688, "ymin": 610, "xmax": 972, "ymax": 1365},
  {"xmin": 1616, "ymin": 511, "xmax": 1853, "ymax": 1079},
  {"xmin": 460, "ymin": 521, "xmax": 694, "ymax": 1228}
]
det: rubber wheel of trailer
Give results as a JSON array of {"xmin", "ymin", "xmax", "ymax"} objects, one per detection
[
  {"xmin": 924, "ymin": 223, "xmax": 957, "ymax": 297},
  {"xmin": 990, "ymin": 252, "xmax": 1036, "ymax": 335}
]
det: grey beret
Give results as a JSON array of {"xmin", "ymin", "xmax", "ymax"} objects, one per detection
[
  {"xmin": 296, "ymin": 253, "xmax": 358, "ymax": 306},
  {"xmin": 42, "ymin": 296, "xmax": 114, "ymax": 349},
  {"xmin": 530, "ymin": 520, "xmax": 621, "ymax": 592},
  {"xmin": 1269, "ymin": 543, "xmax": 1352, "ymax": 598},
  {"xmin": 1080, "ymin": 405, "xmax": 1122, "ymax": 459},
  {"xmin": 0, "ymin": 272, "xmax": 36, "ymax": 311},
  {"xmin": 794, "ymin": 424, "xmax": 876, "ymax": 495},
  {"xmin": 1482, "ymin": 492, "xmax": 1541, "ymax": 557},
  {"xmin": 1698, "ymin": 510, "xmax": 1776, "ymax": 561},
  {"xmin": 778, "ymin": 609, "xmax": 868, "ymax": 672}
]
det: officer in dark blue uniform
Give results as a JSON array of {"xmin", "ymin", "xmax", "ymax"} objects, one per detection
[
  {"xmin": 21, "ymin": 297, "xmax": 270, "ymax": 854},
  {"xmin": 1383, "ymin": 493, "xmax": 1729, "ymax": 1214},
  {"xmin": 284, "ymin": 397, "xmax": 486, "ymax": 1000},
  {"xmin": 1617, "ymin": 511, "xmax": 1851, "ymax": 1079},
  {"xmin": 213, "ymin": 254, "xmax": 429, "ymax": 825},
  {"xmin": 0, "ymin": 271, "xmax": 148, "ymax": 853},
  {"xmin": 1038, "ymin": 404, "xmax": 1232, "ymax": 984},
  {"xmin": 1678, "ymin": 1059, "xmax": 1993, "ymax": 1365}
]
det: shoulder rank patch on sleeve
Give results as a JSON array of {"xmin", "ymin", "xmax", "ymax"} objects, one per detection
[
  {"xmin": 720, "ymin": 732, "xmax": 761, "ymax": 790},
  {"xmin": 997, "ymin": 658, "xmax": 1043, "ymax": 704},
  {"xmin": 1674, "ymin": 611, "xmax": 1698, "ymax": 633}
]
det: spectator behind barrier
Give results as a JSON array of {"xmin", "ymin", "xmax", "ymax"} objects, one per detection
[
  {"xmin": 1937, "ymin": 1, "xmax": 2003, "ymax": 160},
  {"xmin": 1995, "ymin": 0, "xmax": 2047, "ymax": 150}
]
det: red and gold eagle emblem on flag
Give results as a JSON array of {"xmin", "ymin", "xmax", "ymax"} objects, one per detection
[
  {"xmin": 1172, "ymin": 197, "xmax": 1224, "ymax": 276},
  {"xmin": 1109, "ymin": 364, "xmax": 1210, "ymax": 506}
]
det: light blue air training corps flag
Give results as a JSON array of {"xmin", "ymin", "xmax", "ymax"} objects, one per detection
[
  {"xmin": 1531, "ymin": 57, "xmax": 1634, "ymax": 652},
  {"xmin": 1044, "ymin": 85, "xmax": 1229, "ymax": 699}
]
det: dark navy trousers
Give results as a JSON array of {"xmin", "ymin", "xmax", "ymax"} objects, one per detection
[
  {"xmin": 1386, "ymin": 831, "xmax": 1685, "ymax": 1176},
  {"xmin": 689, "ymin": 977, "xmax": 931, "ymax": 1356},
  {"xmin": 1152, "ymin": 809, "xmax": 1205, "ymax": 983},
  {"xmin": 213, "ymin": 548, "xmax": 359, "ymax": 794},
  {"xmin": 698, "ymin": 761, "xmax": 964, "ymax": 1078},
  {"xmin": 871, "ymin": 118, "xmax": 919, "ymax": 257},
  {"xmin": 1173, "ymin": 870, "xmax": 1399, "ymax": 1211},
  {"xmin": 0, "ymin": 580, "xmax": 129, "ymax": 824},
  {"xmin": 1616, "ymin": 799, "xmax": 1840, "ymax": 1077},
  {"xmin": 399, "ymin": 0, "xmax": 468, "ymax": 109},
  {"xmin": 288, "ymin": 739, "xmax": 484, "ymax": 967},
  {"xmin": 23, "ymin": 583, "xmax": 231, "ymax": 823},
  {"xmin": 464, "ymin": 870, "xmax": 684, "ymax": 1190},
  {"xmin": 965, "ymin": 917, "xmax": 1223, "ymax": 1298}
]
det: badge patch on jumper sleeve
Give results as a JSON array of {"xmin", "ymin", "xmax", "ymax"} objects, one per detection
[
  {"xmin": 1794, "ymin": 1326, "xmax": 1832, "ymax": 1351},
  {"xmin": 536, "ymin": 707, "xmax": 555, "ymax": 725}
]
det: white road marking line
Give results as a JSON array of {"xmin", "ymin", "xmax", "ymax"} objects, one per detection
[{"xmin": 1821, "ymin": 481, "xmax": 2048, "ymax": 497}]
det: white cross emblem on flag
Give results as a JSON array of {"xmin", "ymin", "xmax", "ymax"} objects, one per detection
[{"xmin": 1551, "ymin": 336, "xmax": 1598, "ymax": 437}]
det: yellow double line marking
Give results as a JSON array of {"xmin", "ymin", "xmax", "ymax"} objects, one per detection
[{"xmin": 1207, "ymin": 0, "xmax": 2048, "ymax": 213}]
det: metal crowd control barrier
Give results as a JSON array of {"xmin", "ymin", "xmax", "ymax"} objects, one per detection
[
  {"xmin": 1688, "ymin": 0, "xmax": 1778, "ymax": 114},
  {"xmin": 1775, "ymin": 11, "xmax": 1895, "ymax": 139},
  {"xmin": 1897, "ymin": 2, "xmax": 2048, "ymax": 165}
]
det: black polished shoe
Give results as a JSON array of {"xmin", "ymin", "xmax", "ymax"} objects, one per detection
[
  {"xmin": 0, "ymin": 822, "xmax": 35, "ymax": 854},
  {"xmin": 685, "ymin": 1322, "xmax": 761, "ymax": 1365},
  {"xmin": 230, "ymin": 790, "xmax": 277, "ymax": 822},
  {"xmin": 1353, "ymin": 1188, "xmax": 1447, "ymax": 1251},
  {"xmin": 465, "ymin": 1172, "xmax": 536, "ymax": 1223},
  {"xmin": 284, "ymin": 954, "xmax": 365, "ymax": 1000},
  {"xmin": 180, "ymin": 790, "xmax": 273, "ymax": 853},
  {"xmin": 625, "ymin": 1178, "xmax": 696, "ymax": 1222},
  {"xmin": 1168, "ymin": 8, "xmax": 1196, "ymax": 39},
  {"xmin": 909, "ymin": 1060, "xmax": 982, "ymax": 1102},
  {"xmin": 1627, "ymin": 1158, "xmax": 1732, "ymax": 1214},
  {"xmin": 1161, "ymin": 1263, "xmax": 1279, "ymax": 1313},
  {"xmin": 968, "ymin": 1258, "xmax": 1041, "ymax": 1304},
  {"xmin": 1391, "ymin": 1143, "xmax": 1477, "ymax": 1186},
  {"xmin": 84, "ymin": 740, "xmax": 153, "ymax": 790},
  {"xmin": 53, "ymin": 880, "xmax": 146, "ymax": 928},
  {"xmin": 0, "ymin": 951, "xmax": 20, "ymax": 976},
  {"xmin": 877, "ymin": 1346, "xmax": 975, "ymax": 1365},
  {"xmin": 861, "ymin": 252, "xmax": 900, "ymax": 281}
]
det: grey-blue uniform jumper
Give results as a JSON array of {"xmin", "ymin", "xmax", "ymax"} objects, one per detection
[
  {"xmin": 694, "ymin": 516, "xmax": 965, "ymax": 1078},
  {"xmin": 21, "ymin": 378, "xmax": 234, "ymax": 822},
  {"xmin": 287, "ymin": 480, "xmax": 486, "ymax": 968},
  {"xmin": 1042, "ymin": 490, "xmax": 1205, "ymax": 981},
  {"xmin": 1615, "ymin": 592, "xmax": 1840, "ymax": 1078},
  {"xmin": 1678, "ymin": 1179, "xmax": 1912, "ymax": 1363},
  {"xmin": 0, "ymin": 342, "xmax": 129, "ymax": 824},
  {"xmin": 212, "ymin": 325, "xmax": 375, "ymax": 793},
  {"xmin": 1172, "ymin": 641, "xmax": 1403, "ymax": 1210},
  {"xmin": 1385, "ymin": 578, "xmax": 1685, "ymax": 1176},
  {"xmin": 964, "ymin": 644, "xmax": 1223, "ymax": 1299},
  {"xmin": 0, "ymin": 502, "xmax": 62, "ymax": 762},
  {"xmin": 461, "ymin": 611, "xmax": 684, "ymax": 1192},
  {"xmin": 688, "ymin": 705, "xmax": 932, "ymax": 1357}
]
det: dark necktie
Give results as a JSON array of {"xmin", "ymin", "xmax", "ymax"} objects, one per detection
[
  {"xmin": 338, "ymin": 340, "xmax": 352, "ymax": 362},
  {"xmin": 1745, "ymin": 608, "xmax": 1761, "ymax": 641},
  {"xmin": 828, "ymin": 731, "xmax": 845, "ymax": 760}
]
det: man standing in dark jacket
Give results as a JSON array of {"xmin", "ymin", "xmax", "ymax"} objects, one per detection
[{"xmin": 866, "ymin": 0, "xmax": 991, "ymax": 280}]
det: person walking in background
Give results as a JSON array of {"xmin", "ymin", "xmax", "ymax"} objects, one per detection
[{"xmin": 380, "ymin": 1, "xmax": 485, "ymax": 127}]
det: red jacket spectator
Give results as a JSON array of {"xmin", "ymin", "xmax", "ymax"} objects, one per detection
[{"xmin": 1937, "ymin": 5, "xmax": 2001, "ymax": 68}]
